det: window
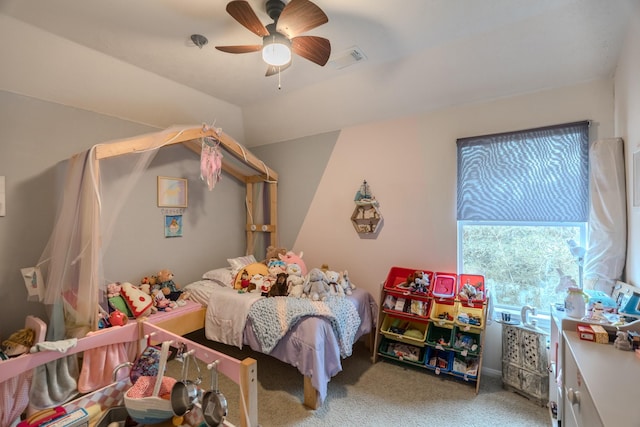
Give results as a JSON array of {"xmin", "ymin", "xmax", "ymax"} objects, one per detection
[{"xmin": 457, "ymin": 121, "xmax": 589, "ymax": 313}]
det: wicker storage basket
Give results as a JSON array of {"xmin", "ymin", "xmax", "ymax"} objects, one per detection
[{"xmin": 124, "ymin": 340, "xmax": 175, "ymax": 425}]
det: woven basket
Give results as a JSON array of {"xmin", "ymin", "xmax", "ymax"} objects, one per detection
[{"xmin": 124, "ymin": 341, "xmax": 175, "ymax": 425}]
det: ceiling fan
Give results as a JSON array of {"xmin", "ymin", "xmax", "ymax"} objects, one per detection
[{"xmin": 215, "ymin": 0, "xmax": 331, "ymax": 76}]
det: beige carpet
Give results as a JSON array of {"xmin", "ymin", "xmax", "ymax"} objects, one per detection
[{"xmin": 164, "ymin": 330, "xmax": 549, "ymax": 427}]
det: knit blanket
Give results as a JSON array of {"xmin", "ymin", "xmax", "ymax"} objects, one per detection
[{"xmin": 248, "ymin": 296, "xmax": 361, "ymax": 358}]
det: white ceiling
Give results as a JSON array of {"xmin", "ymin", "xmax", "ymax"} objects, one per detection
[{"xmin": 1, "ymin": 0, "xmax": 638, "ymax": 145}]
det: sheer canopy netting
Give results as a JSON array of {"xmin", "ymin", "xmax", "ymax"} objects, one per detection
[
  {"xmin": 583, "ymin": 137, "xmax": 627, "ymax": 294},
  {"xmin": 35, "ymin": 128, "xmax": 212, "ymax": 339}
]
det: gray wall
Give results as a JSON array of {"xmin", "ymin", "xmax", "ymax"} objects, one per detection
[{"xmin": 0, "ymin": 91, "xmax": 247, "ymax": 338}]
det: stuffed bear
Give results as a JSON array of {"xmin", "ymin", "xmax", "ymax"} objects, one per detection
[
  {"xmin": 287, "ymin": 274, "xmax": 305, "ymax": 298},
  {"xmin": 304, "ymin": 268, "xmax": 330, "ymax": 301},
  {"xmin": 325, "ymin": 270, "xmax": 345, "ymax": 297},
  {"xmin": 264, "ymin": 245, "xmax": 287, "ymax": 265},
  {"xmin": 157, "ymin": 269, "xmax": 188, "ymax": 301},
  {"xmin": 340, "ymin": 270, "xmax": 356, "ymax": 296}
]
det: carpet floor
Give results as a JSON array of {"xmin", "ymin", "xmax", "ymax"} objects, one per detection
[{"xmin": 164, "ymin": 330, "xmax": 550, "ymax": 427}]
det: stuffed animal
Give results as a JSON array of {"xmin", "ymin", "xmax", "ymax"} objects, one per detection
[
  {"xmin": 107, "ymin": 282, "xmax": 122, "ymax": 298},
  {"xmin": 237, "ymin": 269, "xmax": 256, "ymax": 293},
  {"xmin": 1, "ymin": 328, "xmax": 35, "ymax": 357},
  {"xmin": 141, "ymin": 275, "xmax": 157, "ymax": 288},
  {"xmin": 250, "ymin": 273, "xmax": 265, "ymax": 294},
  {"xmin": 304, "ymin": 268, "xmax": 330, "ymax": 301},
  {"xmin": 157, "ymin": 269, "xmax": 188, "ymax": 301},
  {"xmin": 152, "ymin": 289, "xmax": 175, "ymax": 312},
  {"xmin": 411, "ymin": 271, "xmax": 429, "ymax": 294},
  {"xmin": 340, "ymin": 270, "xmax": 356, "ymax": 296},
  {"xmin": 268, "ymin": 272, "xmax": 289, "ymax": 297},
  {"xmin": 287, "ymin": 274, "xmax": 305, "ymax": 298},
  {"xmin": 325, "ymin": 270, "xmax": 345, "ymax": 297},
  {"xmin": 264, "ymin": 245, "xmax": 287, "ymax": 265},
  {"xmin": 279, "ymin": 251, "xmax": 308, "ymax": 276}
]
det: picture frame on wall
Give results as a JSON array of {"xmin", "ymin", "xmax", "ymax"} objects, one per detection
[
  {"xmin": 164, "ymin": 214, "xmax": 183, "ymax": 238},
  {"xmin": 157, "ymin": 176, "xmax": 188, "ymax": 208}
]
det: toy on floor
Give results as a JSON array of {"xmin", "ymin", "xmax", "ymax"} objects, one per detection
[{"xmin": 2, "ymin": 327, "xmax": 35, "ymax": 357}]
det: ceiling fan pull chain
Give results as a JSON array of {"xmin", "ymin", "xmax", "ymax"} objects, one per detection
[{"xmin": 278, "ymin": 67, "xmax": 281, "ymax": 90}]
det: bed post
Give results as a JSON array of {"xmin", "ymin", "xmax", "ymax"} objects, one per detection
[
  {"xmin": 303, "ymin": 376, "xmax": 321, "ymax": 410},
  {"xmin": 269, "ymin": 181, "xmax": 278, "ymax": 247},
  {"xmin": 240, "ymin": 357, "xmax": 258, "ymax": 427}
]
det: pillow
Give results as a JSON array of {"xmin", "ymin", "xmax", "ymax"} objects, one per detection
[
  {"xmin": 120, "ymin": 282, "xmax": 153, "ymax": 318},
  {"xmin": 227, "ymin": 255, "xmax": 257, "ymax": 275},
  {"xmin": 232, "ymin": 262, "xmax": 269, "ymax": 290},
  {"xmin": 108, "ymin": 295, "xmax": 133, "ymax": 317},
  {"xmin": 202, "ymin": 267, "xmax": 234, "ymax": 286}
]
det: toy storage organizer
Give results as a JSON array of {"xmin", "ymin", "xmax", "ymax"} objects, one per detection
[
  {"xmin": 0, "ymin": 321, "xmax": 258, "ymax": 427},
  {"xmin": 373, "ymin": 267, "xmax": 487, "ymax": 393}
]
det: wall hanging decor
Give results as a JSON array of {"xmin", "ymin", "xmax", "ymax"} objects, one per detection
[
  {"xmin": 157, "ymin": 176, "xmax": 188, "ymax": 208},
  {"xmin": 164, "ymin": 214, "xmax": 183, "ymax": 238},
  {"xmin": 351, "ymin": 180, "xmax": 382, "ymax": 237}
]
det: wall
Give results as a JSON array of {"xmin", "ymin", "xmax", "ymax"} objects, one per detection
[
  {"xmin": 615, "ymin": 10, "xmax": 640, "ymax": 285},
  {"xmin": 0, "ymin": 91, "xmax": 248, "ymax": 339},
  {"xmin": 0, "ymin": 78, "xmax": 622, "ymax": 373},
  {"xmin": 255, "ymin": 79, "xmax": 615, "ymax": 373}
]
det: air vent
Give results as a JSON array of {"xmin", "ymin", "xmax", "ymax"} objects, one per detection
[{"xmin": 329, "ymin": 46, "xmax": 368, "ymax": 70}]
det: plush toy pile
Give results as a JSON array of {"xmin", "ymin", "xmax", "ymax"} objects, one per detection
[
  {"xmin": 248, "ymin": 246, "xmax": 356, "ymax": 301},
  {"xmin": 104, "ymin": 268, "xmax": 192, "ymax": 325}
]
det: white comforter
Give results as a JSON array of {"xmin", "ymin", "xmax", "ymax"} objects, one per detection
[{"xmin": 203, "ymin": 286, "xmax": 262, "ymax": 348}]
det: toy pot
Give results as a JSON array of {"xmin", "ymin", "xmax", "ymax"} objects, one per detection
[
  {"xmin": 171, "ymin": 352, "xmax": 201, "ymax": 417},
  {"xmin": 564, "ymin": 287, "xmax": 588, "ymax": 319},
  {"xmin": 201, "ymin": 362, "xmax": 227, "ymax": 427}
]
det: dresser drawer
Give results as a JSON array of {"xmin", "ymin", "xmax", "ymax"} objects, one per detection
[{"xmin": 563, "ymin": 336, "xmax": 603, "ymax": 427}]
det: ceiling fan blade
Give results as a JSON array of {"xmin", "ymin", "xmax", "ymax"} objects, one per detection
[
  {"xmin": 265, "ymin": 62, "xmax": 292, "ymax": 77},
  {"xmin": 276, "ymin": 0, "xmax": 328, "ymax": 39},
  {"xmin": 292, "ymin": 36, "xmax": 331, "ymax": 66},
  {"xmin": 215, "ymin": 45, "xmax": 262, "ymax": 54},
  {"xmin": 226, "ymin": 0, "xmax": 269, "ymax": 37}
]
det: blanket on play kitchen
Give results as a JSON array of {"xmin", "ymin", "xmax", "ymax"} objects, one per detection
[{"xmin": 248, "ymin": 296, "xmax": 361, "ymax": 357}]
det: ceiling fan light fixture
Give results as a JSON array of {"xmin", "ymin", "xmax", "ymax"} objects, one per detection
[{"xmin": 262, "ymin": 33, "xmax": 291, "ymax": 66}]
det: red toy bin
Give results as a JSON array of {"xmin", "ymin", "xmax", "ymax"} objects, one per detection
[
  {"xmin": 431, "ymin": 272, "xmax": 458, "ymax": 300},
  {"xmin": 458, "ymin": 274, "xmax": 486, "ymax": 307},
  {"xmin": 383, "ymin": 266, "xmax": 433, "ymax": 296}
]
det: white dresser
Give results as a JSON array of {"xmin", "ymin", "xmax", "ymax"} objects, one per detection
[{"xmin": 562, "ymin": 331, "xmax": 640, "ymax": 427}]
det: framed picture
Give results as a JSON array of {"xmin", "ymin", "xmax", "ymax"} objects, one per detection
[
  {"xmin": 164, "ymin": 214, "xmax": 183, "ymax": 238},
  {"xmin": 157, "ymin": 176, "xmax": 188, "ymax": 208}
]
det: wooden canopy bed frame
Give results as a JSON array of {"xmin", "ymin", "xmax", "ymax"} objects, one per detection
[{"xmin": 97, "ymin": 125, "xmax": 327, "ymax": 409}]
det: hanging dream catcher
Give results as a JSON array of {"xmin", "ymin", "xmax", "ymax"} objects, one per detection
[{"xmin": 201, "ymin": 136, "xmax": 223, "ymax": 191}]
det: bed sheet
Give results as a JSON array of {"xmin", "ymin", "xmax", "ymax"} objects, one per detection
[
  {"xmin": 244, "ymin": 288, "xmax": 376, "ymax": 401},
  {"xmin": 188, "ymin": 279, "xmax": 377, "ymax": 402}
]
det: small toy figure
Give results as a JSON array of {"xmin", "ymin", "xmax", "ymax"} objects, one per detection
[
  {"xmin": 614, "ymin": 330, "xmax": 632, "ymax": 351},
  {"xmin": 238, "ymin": 269, "xmax": 251, "ymax": 293}
]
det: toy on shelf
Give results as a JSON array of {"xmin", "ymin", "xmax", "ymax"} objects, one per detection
[{"xmin": 1, "ymin": 327, "xmax": 36, "ymax": 357}]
